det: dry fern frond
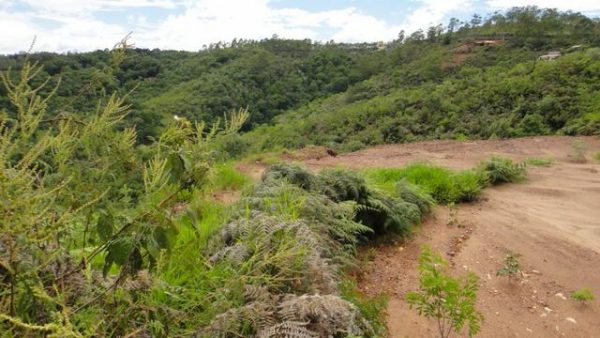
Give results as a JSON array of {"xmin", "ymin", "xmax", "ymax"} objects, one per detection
[{"xmin": 257, "ymin": 321, "xmax": 318, "ymax": 338}]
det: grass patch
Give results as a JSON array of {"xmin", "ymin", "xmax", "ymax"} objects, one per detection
[
  {"xmin": 594, "ymin": 152, "xmax": 600, "ymax": 162},
  {"xmin": 211, "ymin": 162, "xmax": 251, "ymax": 191},
  {"xmin": 526, "ymin": 157, "xmax": 554, "ymax": 167},
  {"xmin": 478, "ymin": 157, "xmax": 526, "ymax": 185},
  {"xmin": 364, "ymin": 164, "xmax": 485, "ymax": 204}
]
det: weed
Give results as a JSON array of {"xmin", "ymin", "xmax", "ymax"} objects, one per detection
[
  {"xmin": 571, "ymin": 288, "xmax": 595, "ymax": 304},
  {"xmin": 447, "ymin": 203, "xmax": 462, "ymax": 227},
  {"xmin": 526, "ymin": 157, "xmax": 554, "ymax": 167},
  {"xmin": 594, "ymin": 152, "xmax": 600, "ymax": 162}
]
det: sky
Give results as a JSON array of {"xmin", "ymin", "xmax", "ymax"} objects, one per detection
[{"xmin": 1, "ymin": 0, "xmax": 599, "ymax": 54}]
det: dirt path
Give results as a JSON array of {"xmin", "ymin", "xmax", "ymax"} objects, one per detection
[{"xmin": 298, "ymin": 136, "xmax": 600, "ymax": 337}]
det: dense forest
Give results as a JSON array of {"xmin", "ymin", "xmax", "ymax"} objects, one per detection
[{"xmin": 0, "ymin": 6, "xmax": 599, "ymax": 337}]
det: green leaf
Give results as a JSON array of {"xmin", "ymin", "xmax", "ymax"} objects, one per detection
[
  {"xmin": 96, "ymin": 210, "xmax": 114, "ymax": 242},
  {"xmin": 166, "ymin": 152, "xmax": 185, "ymax": 183}
]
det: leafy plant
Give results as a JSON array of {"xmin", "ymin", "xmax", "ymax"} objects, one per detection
[
  {"xmin": 496, "ymin": 252, "xmax": 522, "ymax": 283},
  {"xmin": 406, "ymin": 247, "xmax": 483, "ymax": 338},
  {"xmin": 571, "ymin": 288, "xmax": 595, "ymax": 304},
  {"xmin": 479, "ymin": 157, "xmax": 526, "ymax": 185},
  {"xmin": 594, "ymin": 152, "xmax": 600, "ymax": 162}
]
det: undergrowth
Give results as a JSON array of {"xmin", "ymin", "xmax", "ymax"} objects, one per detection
[{"xmin": 211, "ymin": 162, "xmax": 251, "ymax": 191}]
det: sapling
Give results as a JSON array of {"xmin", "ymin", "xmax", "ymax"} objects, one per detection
[
  {"xmin": 406, "ymin": 246, "xmax": 483, "ymax": 338},
  {"xmin": 496, "ymin": 252, "xmax": 522, "ymax": 283}
]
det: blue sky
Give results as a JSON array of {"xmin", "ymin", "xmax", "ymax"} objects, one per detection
[{"xmin": 1, "ymin": 0, "xmax": 599, "ymax": 54}]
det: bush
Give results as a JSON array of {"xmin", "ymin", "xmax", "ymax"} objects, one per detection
[{"xmin": 479, "ymin": 157, "xmax": 526, "ymax": 185}]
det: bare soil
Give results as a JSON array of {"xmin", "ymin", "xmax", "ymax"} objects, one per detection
[
  {"xmin": 238, "ymin": 136, "xmax": 600, "ymax": 337},
  {"xmin": 297, "ymin": 136, "xmax": 600, "ymax": 337}
]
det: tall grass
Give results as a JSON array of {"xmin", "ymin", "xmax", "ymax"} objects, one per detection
[
  {"xmin": 210, "ymin": 162, "xmax": 251, "ymax": 191},
  {"xmin": 364, "ymin": 164, "xmax": 485, "ymax": 204}
]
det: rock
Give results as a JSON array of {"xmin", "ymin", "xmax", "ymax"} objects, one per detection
[
  {"xmin": 566, "ymin": 317, "xmax": 577, "ymax": 324},
  {"xmin": 531, "ymin": 269, "xmax": 541, "ymax": 275},
  {"xmin": 555, "ymin": 292, "xmax": 567, "ymax": 300},
  {"xmin": 526, "ymin": 328, "xmax": 533, "ymax": 333},
  {"xmin": 544, "ymin": 307, "xmax": 553, "ymax": 313}
]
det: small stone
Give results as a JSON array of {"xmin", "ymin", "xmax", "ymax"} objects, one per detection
[
  {"xmin": 487, "ymin": 273, "xmax": 492, "ymax": 280},
  {"xmin": 555, "ymin": 293, "xmax": 567, "ymax": 300},
  {"xmin": 540, "ymin": 313, "xmax": 547, "ymax": 318},
  {"xmin": 566, "ymin": 317, "xmax": 577, "ymax": 324},
  {"xmin": 526, "ymin": 328, "xmax": 533, "ymax": 333},
  {"xmin": 544, "ymin": 307, "xmax": 553, "ymax": 313},
  {"xmin": 531, "ymin": 269, "xmax": 541, "ymax": 275}
]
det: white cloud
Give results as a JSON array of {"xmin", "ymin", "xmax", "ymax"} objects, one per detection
[
  {"xmin": 487, "ymin": 0, "xmax": 600, "ymax": 14},
  {"xmin": 0, "ymin": 0, "xmax": 473, "ymax": 54},
  {"xmin": 403, "ymin": 0, "xmax": 473, "ymax": 32}
]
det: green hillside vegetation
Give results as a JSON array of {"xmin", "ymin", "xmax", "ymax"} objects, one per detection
[
  {"xmin": 0, "ymin": 5, "xmax": 596, "ymax": 337},
  {"xmin": 2, "ymin": 7, "xmax": 600, "ymax": 154}
]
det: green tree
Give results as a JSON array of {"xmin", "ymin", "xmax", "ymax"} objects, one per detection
[{"xmin": 407, "ymin": 247, "xmax": 483, "ymax": 338}]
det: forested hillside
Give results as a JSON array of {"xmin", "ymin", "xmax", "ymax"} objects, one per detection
[
  {"xmin": 2, "ymin": 6, "xmax": 599, "ymax": 152},
  {"xmin": 1, "ymin": 6, "xmax": 600, "ymax": 338}
]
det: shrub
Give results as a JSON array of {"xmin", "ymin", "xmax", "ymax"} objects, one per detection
[
  {"xmin": 595, "ymin": 152, "xmax": 600, "ymax": 162},
  {"xmin": 571, "ymin": 288, "xmax": 595, "ymax": 304},
  {"xmin": 479, "ymin": 157, "xmax": 526, "ymax": 185},
  {"xmin": 406, "ymin": 247, "xmax": 483, "ymax": 338}
]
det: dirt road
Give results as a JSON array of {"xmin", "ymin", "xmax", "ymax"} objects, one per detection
[{"xmin": 301, "ymin": 136, "xmax": 600, "ymax": 337}]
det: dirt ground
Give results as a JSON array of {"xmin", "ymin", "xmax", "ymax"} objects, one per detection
[
  {"xmin": 301, "ymin": 136, "xmax": 600, "ymax": 338},
  {"xmin": 244, "ymin": 136, "xmax": 600, "ymax": 338}
]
